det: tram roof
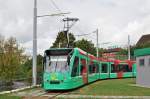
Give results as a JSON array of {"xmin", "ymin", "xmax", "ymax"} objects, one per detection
[
  {"xmin": 45, "ymin": 47, "xmax": 87, "ymax": 53},
  {"xmin": 44, "ymin": 48, "xmax": 135, "ymax": 64}
]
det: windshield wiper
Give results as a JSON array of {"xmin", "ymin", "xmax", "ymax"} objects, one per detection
[
  {"xmin": 55, "ymin": 56, "xmax": 59, "ymax": 72},
  {"xmin": 67, "ymin": 50, "xmax": 73, "ymax": 65}
]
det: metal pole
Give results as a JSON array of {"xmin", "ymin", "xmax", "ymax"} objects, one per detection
[
  {"xmin": 128, "ymin": 35, "xmax": 131, "ymax": 60},
  {"xmin": 67, "ymin": 18, "xmax": 69, "ymax": 48},
  {"xmin": 96, "ymin": 29, "xmax": 99, "ymax": 58},
  {"xmin": 33, "ymin": 0, "xmax": 37, "ymax": 86},
  {"xmin": 59, "ymin": 42, "xmax": 61, "ymax": 48},
  {"xmin": 32, "ymin": 1, "xmax": 70, "ymax": 86}
]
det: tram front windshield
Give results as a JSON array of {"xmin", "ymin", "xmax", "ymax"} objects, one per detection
[
  {"xmin": 44, "ymin": 49, "xmax": 72, "ymax": 73},
  {"xmin": 45, "ymin": 55, "xmax": 69, "ymax": 73}
]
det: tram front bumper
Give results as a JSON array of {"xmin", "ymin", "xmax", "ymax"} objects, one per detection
[{"xmin": 43, "ymin": 80, "xmax": 73, "ymax": 90}]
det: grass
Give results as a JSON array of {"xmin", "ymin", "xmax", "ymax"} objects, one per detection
[
  {"xmin": 72, "ymin": 78, "xmax": 150, "ymax": 96},
  {"xmin": 0, "ymin": 94, "xmax": 21, "ymax": 99},
  {"xmin": 7, "ymin": 78, "xmax": 150, "ymax": 98}
]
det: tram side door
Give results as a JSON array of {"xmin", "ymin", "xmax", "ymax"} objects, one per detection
[
  {"xmin": 81, "ymin": 59, "xmax": 88, "ymax": 84},
  {"xmin": 117, "ymin": 65, "xmax": 123, "ymax": 78}
]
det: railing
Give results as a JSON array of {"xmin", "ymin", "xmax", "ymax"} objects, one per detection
[
  {"xmin": 101, "ymin": 55, "xmax": 135, "ymax": 61},
  {"xmin": 115, "ymin": 55, "xmax": 135, "ymax": 61}
]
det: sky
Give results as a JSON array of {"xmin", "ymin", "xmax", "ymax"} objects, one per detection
[{"xmin": 0, "ymin": 0, "xmax": 150, "ymax": 55}]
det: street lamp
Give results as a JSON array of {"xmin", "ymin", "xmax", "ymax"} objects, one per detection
[{"xmin": 33, "ymin": 0, "xmax": 70, "ymax": 86}]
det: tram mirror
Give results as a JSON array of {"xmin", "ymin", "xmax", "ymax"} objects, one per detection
[
  {"xmin": 43, "ymin": 56, "xmax": 46, "ymax": 70},
  {"xmin": 43, "ymin": 56, "xmax": 46, "ymax": 63},
  {"xmin": 67, "ymin": 56, "xmax": 70, "ymax": 65}
]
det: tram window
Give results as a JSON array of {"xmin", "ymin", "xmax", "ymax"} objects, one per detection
[
  {"xmin": 139, "ymin": 59, "xmax": 144, "ymax": 66},
  {"xmin": 80, "ymin": 65, "xmax": 84, "ymax": 75},
  {"xmin": 89, "ymin": 61, "xmax": 98, "ymax": 74},
  {"xmin": 89, "ymin": 62, "xmax": 94, "ymax": 74},
  {"xmin": 111, "ymin": 64, "xmax": 117, "ymax": 73},
  {"xmin": 89, "ymin": 64, "xmax": 93, "ymax": 74},
  {"xmin": 118, "ymin": 65, "xmax": 124, "ymax": 72},
  {"xmin": 95, "ymin": 63, "xmax": 99, "ymax": 73},
  {"xmin": 71, "ymin": 57, "xmax": 79, "ymax": 77},
  {"xmin": 93, "ymin": 65, "xmax": 96, "ymax": 73},
  {"xmin": 101, "ymin": 63, "xmax": 108, "ymax": 73},
  {"xmin": 117, "ymin": 64, "xmax": 132, "ymax": 72},
  {"xmin": 124, "ymin": 65, "xmax": 132, "ymax": 72}
]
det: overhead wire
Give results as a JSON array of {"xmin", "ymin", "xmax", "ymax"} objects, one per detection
[
  {"xmin": 48, "ymin": 0, "xmax": 65, "ymax": 35},
  {"xmin": 70, "ymin": 24, "xmax": 97, "ymax": 44},
  {"xmin": 49, "ymin": 0, "xmax": 97, "ymax": 43},
  {"xmin": 75, "ymin": 32, "xmax": 97, "ymax": 43},
  {"xmin": 50, "ymin": 0, "xmax": 69, "ymax": 18},
  {"xmin": 50, "ymin": 0, "xmax": 62, "ymax": 13},
  {"xmin": 74, "ymin": 26, "xmax": 96, "ymax": 37},
  {"xmin": 74, "ymin": 29, "xmax": 96, "ymax": 38}
]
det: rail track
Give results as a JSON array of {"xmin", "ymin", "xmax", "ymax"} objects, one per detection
[{"xmin": 15, "ymin": 87, "xmax": 79, "ymax": 99}]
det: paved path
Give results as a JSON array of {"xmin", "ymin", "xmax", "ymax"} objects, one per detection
[
  {"xmin": 14, "ymin": 91, "xmax": 150, "ymax": 99},
  {"xmin": 21, "ymin": 95, "xmax": 150, "ymax": 99},
  {"xmin": 42, "ymin": 95, "xmax": 150, "ymax": 99}
]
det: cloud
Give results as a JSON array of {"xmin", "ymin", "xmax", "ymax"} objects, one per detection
[{"xmin": 0, "ymin": 0, "xmax": 150, "ymax": 55}]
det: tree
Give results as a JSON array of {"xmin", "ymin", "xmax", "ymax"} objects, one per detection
[
  {"xmin": 98, "ymin": 48, "xmax": 105, "ymax": 57},
  {"xmin": 75, "ymin": 39, "xmax": 96, "ymax": 55},
  {"xmin": 0, "ymin": 36, "xmax": 25, "ymax": 82},
  {"xmin": 117, "ymin": 48, "xmax": 128, "ymax": 55},
  {"xmin": 22, "ymin": 54, "xmax": 43, "ymax": 84},
  {"xmin": 51, "ymin": 31, "xmax": 76, "ymax": 48}
]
